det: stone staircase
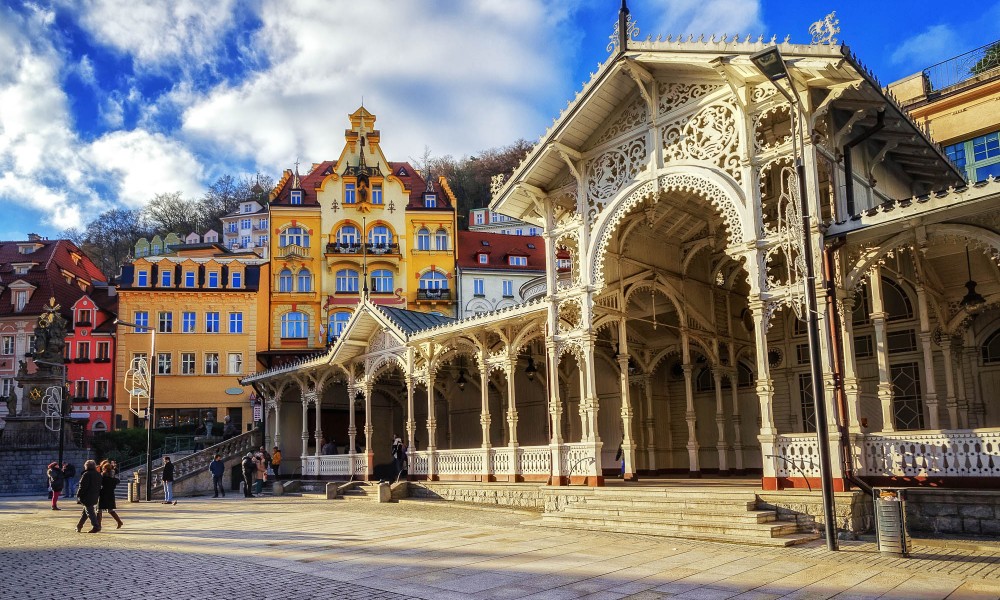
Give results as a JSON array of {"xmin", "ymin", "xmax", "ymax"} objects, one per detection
[{"xmin": 530, "ymin": 486, "xmax": 819, "ymax": 547}]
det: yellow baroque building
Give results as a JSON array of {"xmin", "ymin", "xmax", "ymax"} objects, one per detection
[
  {"xmin": 265, "ymin": 106, "xmax": 456, "ymax": 369},
  {"xmin": 115, "ymin": 241, "xmax": 270, "ymax": 432}
]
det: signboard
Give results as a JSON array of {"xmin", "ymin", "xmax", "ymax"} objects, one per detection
[
  {"xmin": 252, "ymin": 402, "xmax": 263, "ymax": 422},
  {"xmin": 69, "ymin": 412, "xmax": 90, "ymax": 419}
]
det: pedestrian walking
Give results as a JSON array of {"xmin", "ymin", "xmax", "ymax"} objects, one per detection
[
  {"xmin": 75, "ymin": 460, "xmax": 101, "ymax": 533},
  {"xmin": 258, "ymin": 446, "xmax": 272, "ymax": 471},
  {"xmin": 241, "ymin": 452, "xmax": 255, "ymax": 498},
  {"xmin": 46, "ymin": 462, "xmax": 64, "ymax": 510},
  {"xmin": 161, "ymin": 456, "xmax": 177, "ymax": 504},
  {"xmin": 222, "ymin": 415, "xmax": 237, "ymax": 440},
  {"xmin": 209, "ymin": 454, "xmax": 226, "ymax": 498},
  {"xmin": 254, "ymin": 451, "xmax": 266, "ymax": 495},
  {"xmin": 97, "ymin": 462, "xmax": 123, "ymax": 529},
  {"xmin": 271, "ymin": 446, "xmax": 282, "ymax": 477},
  {"xmin": 391, "ymin": 435, "xmax": 405, "ymax": 476},
  {"xmin": 615, "ymin": 442, "xmax": 625, "ymax": 478},
  {"xmin": 62, "ymin": 461, "xmax": 77, "ymax": 498}
]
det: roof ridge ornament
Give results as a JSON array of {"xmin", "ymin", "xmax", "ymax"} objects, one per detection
[
  {"xmin": 809, "ymin": 11, "xmax": 840, "ymax": 45},
  {"xmin": 607, "ymin": 0, "xmax": 639, "ymax": 55}
]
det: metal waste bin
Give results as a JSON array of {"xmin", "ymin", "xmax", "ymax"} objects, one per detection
[{"xmin": 875, "ymin": 488, "xmax": 910, "ymax": 557}]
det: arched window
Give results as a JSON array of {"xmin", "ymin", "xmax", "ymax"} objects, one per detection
[
  {"xmin": 329, "ymin": 312, "xmax": 351, "ymax": 341},
  {"xmin": 297, "ymin": 268, "xmax": 312, "ymax": 292},
  {"xmin": 336, "ymin": 269, "xmax": 359, "ymax": 293},
  {"xmin": 368, "ymin": 225, "xmax": 392, "ymax": 247},
  {"xmin": 280, "ymin": 312, "xmax": 309, "ymax": 339},
  {"xmin": 278, "ymin": 269, "xmax": 293, "ymax": 292},
  {"xmin": 279, "ymin": 226, "xmax": 309, "ymax": 248},
  {"xmin": 336, "ymin": 225, "xmax": 359, "ymax": 246},
  {"xmin": 91, "ymin": 420, "xmax": 108, "ymax": 432},
  {"xmin": 435, "ymin": 228, "xmax": 448, "ymax": 251},
  {"xmin": 983, "ymin": 330, "xmax": 1000, "ymax": 364},
  {"xmin": 882, "ymin": 278, "xmax": 913, "ymax": 321},
  {"xmin": 419, "ymin": 271, "xmax": 448, "ymax": 290},
  {"xmin": 417, "ymin": 228, "xmax": 430, "ymax": 251},
  {"xmin": 371, "ymin": 269, "xmax": 393, "ymax": 293}
]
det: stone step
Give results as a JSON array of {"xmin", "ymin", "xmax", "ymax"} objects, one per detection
[
  {"xmin": 592, "ymin": 488, "xmax": 760, "ymax": 501},
  {"xmin": 564, "ymin": 505, "xmax": 778, "ymax": 524},
  {"xmin": 540, "ymin": 512, "xmax": 799, "ymax": 538},
  {"xmin": 526, "ymin": 518, "xmax": 819, "ymax": 547},
  {"xmin": 579, "ymin": 496, "xmax": 758, "ymax": 511}
]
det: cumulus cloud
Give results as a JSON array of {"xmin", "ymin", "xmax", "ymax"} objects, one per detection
[
  {"xmin": 890, "ymin": 24, "xmax": 961, "ymax": 68},
  {"xmin": 86, "ymin": 130, "xmax": 205, "ymax": 207},
  {"xmin": 639, "ymin": 0, "xmax": 763, "ymax": 39},
  {"xmin": 180, "ymin": 0, "xmax": 581, "ymax": 170}
]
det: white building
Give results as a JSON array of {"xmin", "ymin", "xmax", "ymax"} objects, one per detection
[
  {"xmin": 468, "ymin": 208, "xmax": 541, "ymax": 236},
  {"xmin": 455, "ymin": 230, "xmax": 545, "ymax": 318},
  {"xmin": 221, "ymin": 187, "xmax": 269, "ymax": 258}
]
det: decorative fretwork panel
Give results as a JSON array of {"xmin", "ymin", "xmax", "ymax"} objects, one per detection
[
  {"xmin": 586, "ymin": 135, "xmax": 647, "ymax": 206},
  {"xmin": 862, "ymin": 429, "xmax": 1000, "ymax": 477},
  {"xmin": 657, "ymin": 82, "xmax": 724, "ymax": 117},
  {"xmin": 518, "ymin": 446, "xmax": 552, "ymax": 474},
  {"xmin": 436, "ymin": 449, "xmax": 484, "ymax": 474},
  {"xmin": 595, "ymin": 96, "xmax": 648, "ymax": 145},
  {"xmin": 662, "ymin": 99, "xmax": 742, "ymax": 183},
  {"xmin": 774, "ymin": 434, "xmax": 822, "ymax": 478}
]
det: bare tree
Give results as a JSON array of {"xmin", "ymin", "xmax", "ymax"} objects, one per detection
[{"xmin": 144, "ymin": 192, "xmax": 201, "ymax": 235}]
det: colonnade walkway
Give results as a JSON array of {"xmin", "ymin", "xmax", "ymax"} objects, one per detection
[{"xmin": 2, "ymin": 495, "xmax": 998, "ymax": 599}]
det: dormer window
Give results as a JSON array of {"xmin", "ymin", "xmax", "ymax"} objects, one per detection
[
  {"xmin": 344, "ymin": 183, "xmax": 356, "ymax": 204},
  {"xmin": 477, "ymin": 254, "xmax": 488, "ymax": 264},
  {"xmin": 290, "ymin": 190, "xmax": 303, "ymax": 204},
  {"xmin": 161, "ymin": 270, "xmax": 172, "ymax": 287},
  {"xmin": 12, "ymin": 263, "xmax": 32, "ymax": 275},
  {"xmin": 137, "ymin": 270, "xmax": 149, "ymax": 287},
  {"xmin": 509, "ymin": 256, "xmax": 527, "ymax": 266},
  {"xmin": 14, "ymin": 290, "xmax": 28, "ymax": 312},
  {"xmin": 242, "ymin": 203, "xmax": 252, "ymax": 213},
  {"xmin": 424, "ymin": 194, "xmax": 437, "ymax": 208}
]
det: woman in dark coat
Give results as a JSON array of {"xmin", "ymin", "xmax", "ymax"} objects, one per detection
[
  {"xmin": 46, "ymin": 462, "xmax": 64, "ymax": 510},
  {"xmin": 75, "ymin": 459, "xmax": 102, "ymax": 533},
  {"xmin": 98, "ymin": 462, "xmax": 123, "ymax": 529}
]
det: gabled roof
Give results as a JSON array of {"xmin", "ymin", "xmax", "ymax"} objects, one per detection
[
  {"xmin": 270, "ymin": 161, "xmax": 335, "ymax": 206},
  {"xmin": 376, "ymin": 305, "xmax": 455, "ymax": 335},
  {"xmin": 0, "ymin": 239, "xmax": 107, "ymax": 320},
  {"xmin": 456, "ymin": 231, "xmax": 546, "ymax": 270}
]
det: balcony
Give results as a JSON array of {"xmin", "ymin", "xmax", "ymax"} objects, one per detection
[
  {"xmin": 923, "ymin": 40, "xmax": 1000, "ymax": 92},
  {"xmin": 276, "ymin": 244, "xmax": 310, "ymax": 259},
  {"xmin": 325, "ymin": 242, "xmax": 399, "ymax": 256},
  {"xmin": 417, "ymin": 289, "xmax": 452, "ymax": 301}
]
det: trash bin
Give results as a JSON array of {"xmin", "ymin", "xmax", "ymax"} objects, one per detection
[{"xmin": 875, "ymin": 488, "xmax": 910, "ymax": 557}]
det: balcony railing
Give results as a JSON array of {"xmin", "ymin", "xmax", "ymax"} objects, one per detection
[
  {"xmin": 325, "ymin": 242, "xmax": 399, "ymax": 255},
  {"xmin": 417, "ymin": 289, "xmax": 451, "ymax": 301},
  {"xmin": 74, "ymin": 320, "xmax": 92, "ymax": 328},
  {"xmin": 923, "ymin": 39, "xmax": 1000, "ymax": 92}
]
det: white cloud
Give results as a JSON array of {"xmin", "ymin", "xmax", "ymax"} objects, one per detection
[
  {"xmin": 86, "ymin": 130, "xmax": 205, "ymax": 206},
  {"xmin": 179, "ymin": 0, "xmax": 582, "ymax": 170},
  {"xmin": 70, "ymin": 0, "xmax": 237, "ymax": 68},
  {"xmin": 890, "ymin": 24, "xmax": 961, "ymax": 68},
  {"xmin": 639, "ymin": 0, "xmax": 763, "ymax": 39}
]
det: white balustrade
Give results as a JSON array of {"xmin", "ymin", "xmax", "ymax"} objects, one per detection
[
  {"xmin": 316, "ymin": 455, "xmax": 352, "ymax": 476},
  {"xmin": 862, "ymin": 428, "xmax": 1000, "ymax": 477},
  {"xmin": 561, "ymin": 442, "xmax": 595, "ymax": 475},
  {"xmin": 490, "ymin": 447, "xmax": 513, "ymax": 474},
  {"xmin": 351, "ymin": 453, "xmax": 368, "ymax": 476},
  {"xmin": 518, "ymin": 445, "xmax": 552, "ymax": 475},
  {"xmin": 411, "ymin": 451, "xmax": 430, "ymax": 475},
  {"xmin": 301, "ymin": 456, "xmax": 318, "ymax": 477},
  {"xmin": 773, "ymin": 434, "xmax": 822, "ymax": 478},
  {"xmin": 436, "ymin": 449, "xmax": 483, "ymax": 475}
]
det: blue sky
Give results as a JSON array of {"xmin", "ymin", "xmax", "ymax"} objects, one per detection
[{"xmin": 0, "ymin": 0, "xmax": 996, "ymax": 242}]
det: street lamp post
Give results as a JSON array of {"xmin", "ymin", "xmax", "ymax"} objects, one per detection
[
  {"xmin": 34, "ymin": 360, "xmax": 68, "ymax": 468},
  {"xmin": 114, "ymin": 318, "xmax": 157, "ymax": 502},
  {"xmin": 751, "ymin": 46, "xmax": 839, "ymax": 551}
]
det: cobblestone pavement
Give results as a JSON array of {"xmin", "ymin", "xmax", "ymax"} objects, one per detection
[{"xmin": 1, "ymin": 495, "xmax": 999, "ymax": 600}]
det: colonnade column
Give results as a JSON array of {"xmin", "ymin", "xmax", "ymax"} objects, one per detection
[
  {"xmin": 426, "ymin": 367, "xmax": 438, "ymax": 480},
  {"xmin": 617, "ymin": 319, "xmax": 636, "ymax": 480},
  {"xmin": 313, "ymin": 389, "xmax": 323, "ymax": 457},
  {"xmin": 749, "ymin": 300, "xmax": 778, "ymax": 486},
  {"xmin": 405, "ymin": 375, "xmax": 415, "ymax": 475},
  {"xmin": 300, "ymin": 392, "xmax": 310, "ymax": 459},
  {"xmin": 681, "ymin": 328, "xmax": 700, "ymax": 476},
  {"xmin": 870, "ymin": 270, "xmax": 895, "ymax": 432},
  {"xmin": 547, "ymin": 343, "xmax": 565, "ymax": 485},
  {"xmin": 479, "ymin": 352, "xmax": 492, "ymax": 481},
  {"xmin": 363, "ymin": 387, "xmax": 374, "ymax": 480},
  {"xmin": 713, "ymin": 367, "xmax": 729, "ymax": 474},
  {"xmin": 839, "ymin": 295, "xmax": 863, "ymax": 433},
  {"xmin": 643, "ymin": 376, "xmax": 658, "ymax": 472},
  {"xmin": 941, "ymin": 340, "xmax": 959, "ymax": 429},
  {"xmin": 272, "ymin": 400, "xmax": 282, "ymax": 449},
  {"xmin": 728, "ymin": 345, "xmax": 743, "ymax": 474},
  {"xmin": 506, "ymin": 358, "xmax": 518, "ymax": 447},
  {"xmin": 347, "ymin": 385, "xmax": 357, "ymax": 457},
  {"xmin": 916, "ymin": 284, "xmax": 940, "ymax": 429}
]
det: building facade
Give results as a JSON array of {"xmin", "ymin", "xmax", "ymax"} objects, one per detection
[
  {"xmin": 115, "ymin": 243, "xmax": 269, "ymax": 432},
  {"xmin": 221, "ymin": 184, "xmax": 270, "ymax": 257},
  {"xmin": 468, "ymin": 208, "xmax": 541, "ymax": 236},
  {"xmin": 455, "ymin": 230, "xmax": 545, "ymax": 318},
  {"xmin": 64, "ymin": 287, "xmax": 118, "ymax": 433}
]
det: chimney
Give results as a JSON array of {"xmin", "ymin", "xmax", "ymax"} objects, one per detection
[{"xmin": 27, "ymin": 233, "xmax": 42, "ymax": 241}]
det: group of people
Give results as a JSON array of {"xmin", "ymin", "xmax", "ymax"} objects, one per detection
[
  {"xmin": 47, "ymin": 459, "xmax": 123, "ymax": 533},
  {"xmin": 237, "ymin": 445, "xmax": 280, "ymax": 498}
]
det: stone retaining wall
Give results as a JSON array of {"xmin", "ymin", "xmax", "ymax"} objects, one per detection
[
  {"xmin": 0, "ymin": 449, "xmax": 92, "ymax": 497},
  {"xmin": 409, "ymin": 482, "xmax": 547, "ymax": 510},
  {"xmin": 904, "ymin": 489, "xmax": 1000, "ymax": 536},
  {"xmin": 755, "ymin": 490, "xmax": 872, "ymax": 535}
]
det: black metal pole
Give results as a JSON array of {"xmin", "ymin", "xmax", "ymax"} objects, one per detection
[
  {"xmin": 797, "ymin": 159, "xmax": 840, "ymax": 551},
  {"xmin": 56, "ymin": 393, "xmax": 66, "ymax": 468},
  {"xmin": 146, "ymin": 350, "xmax": 156, "ymax": 502}
]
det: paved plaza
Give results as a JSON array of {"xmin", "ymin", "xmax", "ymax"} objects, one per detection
[{"xmin": 1, "ymin": 495, "xmax": 999, "ymax": 600}]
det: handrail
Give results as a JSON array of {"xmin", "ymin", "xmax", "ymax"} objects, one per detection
[{"xmin": 766, "ymin": 454, "xmax": 813, "ymax": 492}]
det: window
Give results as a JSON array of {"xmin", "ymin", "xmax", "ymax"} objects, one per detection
[
  {"xmin": 95, "ymin": 380, "xmax": 108, "ymax": 399},
  {"xmin": 473, "ymin": 278, "xmax": 485, "ymax": 296},
  {"xmin": 242, "ymin": 204, "xmax": 252, "ymax": 213},
  {"xmin": 529, "ymin": 227, "xmax": 538, "ymax": 235},
  {"xmin": 228, "ymin": 353, "xmax": 243, "ymax": 374},
  {"xmin": 131, "ymin": 352, "xmax": 147, "ymax": 370},
  {"xmin": 329, "ymin": 312, "xmax": 350, "ymax": 340},
  {"xmin": 281, "ymin": 312, "xmax": 309, "ymax": 338},
  {"xmin": 160, "ymin": 270, "xmax": 171, "ymax": 287},
  {"xmin": 983, "ymin": 330, "xmax": 1000, "ymax": 364},
  {"xmin": 205, "ymin": 353, "xmax": 220, "ymax": 375},
  {"xmin": 887, "ymin": 329, "xmax": 917, "ymax": 354},
  {"xmin": 240, "ymin": 218, "xmax": 251, "ymax": 230},
  {"xmin": 14, "ymin": 290, "xmax": 28, "ymax": 312},
  {"xmin": 229, "ymin": 312, "xmax": 243, "ymax": 334},
  {"xmin": 508, "ymin": 256, "xmax": 527, "ymax": 266},
  {"xmin": 158, "ymin": 312, "xmax": 173, "ymax": 333},
  {"xmin": 371, "ymin": 269, "xmax": 393, "ymax": 293},
  {"xmin": 137, "ymin": 270, "xmax": 148, "ymax": 287},
  {"xmin": 257, "ymin": 235, "xmax": 268, "ymax": 247},
  {"xmin": 279, "ymin": 268, "xmax": 293, "ymax": 292},
  {"xmin": 419, "ymin": 271, "xmax": 448, "ymax": 290},
  {"xmin": 891, "ymin": 362, "xmax": 924, "ymax": 430},
  {"xmin": 27, "ymin": 335, "xmax": 36, "ymax": 354},
  {"xmin": 231, "ymin": 270, "xmax": 242, "ymax": 288},
  {"xmin": 207, "ymin": 271, "xmax": 219, "ymax": 288},
  {"xmin": 945, "ymin": 130, "xmax": 1000, "ymax": 182},
  {"xmin": 417, "ymin": 228, "xmax": 430, "ymax": 251},
  {"xmin": 13, "ymin": 264, "xmax": 29, "ymax": 275},
  {"xmin": 297, "ymin": 269, "xmax": 312, "ymax": 292},
  {"xmin": 1, "ymin": 335, "xmax": 13, "ymax": 355},
  {"xmin": 185, "ymin": 271, "xmax": 195, "ymax": 287},
  {"xmin": 344, "ymin": 183, "xmax": 356, "ymax": 204},
  {"xmin": 76, "ymin": 342, "xmax": 90, "ymax": 360},
  {"xmin": 227, "ymin": 223, "xmax": 238, "ymax": 234},
  {"xmin": 75, "ymin": 380, "xmax": 89, "ymax": 400},
  {"xmin": 799, "ymin": 373, "xmax": 816, "ymax": 433},
  {"xmin": 290, "ymin": 190, "xmax": 302, "ymax": 204},
  {"xmin": 852, "ymin": 284, "xmax": 870, "ymax": 325},
  {"xmin": 337, "ymin": 225, "xmax": 360, "ymax": 246},
  {"xmin": 206, "ymin": 312, "xmax": 220, "ymax": 333},
  {"xmin": 157, "ymin": 353, "xmax": 172, "ymax": 375},
  {"xmin": 435, "ymin": 229, "xmax": 448, "ymax": 251},
  {"xmin": 336, "ymin": 269, "xmax": 359, "ymax": 293},
  {"xmin": 478, "ymin": 254, "xmax": 488, "ymax": 264},
  {"xmin": 182, "ymin": 312, "xmax": 196, "ymax": 333},
  {"xmin": 854, "ymin": 335, "xmax": 874, "ymax": 359},
  {"xmin": 96, "ymin": 342, "xmax": 110, "ymax": 360},
  {"xmin": 882, "ymin": 279, "xmax": 913, "ymax": 322},
  {"xmin": 502, "ymin": 280, "xmax": 513, "ymax": 297},
  {"xmin": 279, "ymin": 227, "xmax": 309, "ymax": 248},
  {"xmin": 474, "ymin": 212, "xmax": 484, "ymax": 225},
  {"xmin": 241, "ymin": 235, "xmax": 251, "ymax": 248},
  {"xmin": 181, "ymin": 353, "xmax": 195, "ymax": 375},
  {"xmin": 0, "ymin": 378, "xmax": 12, "ymax": 398},
  {"xmin": 515, "ymin": 228, "xmax": 523, "ymax": 236},
  {"xmin": 134, "ymin": 311, "xmax": 149, "ymax": 332},
  {"xmin": 368, "ymin": 225, "xmax": 391, "ymax": 246},
  {"xmin": 796, "ymin": 343, "xmax": 810, "ymax": 365},
  {"xmin": 372, "ymin": 184, "xmax": 382, "ymax": 205},
  {"xmin": 258, "ymin": 218, "xmax": 267, "ymax": 229},
  {"xmin": 424, "ymin": 194, "xmax": 436, "ymax": 208}
]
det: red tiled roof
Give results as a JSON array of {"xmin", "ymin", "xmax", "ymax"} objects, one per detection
[
  {"xmin": 270, "ymin": 161, "xmax": 336, "ymax": 206},
  {"xmin": 456, "ymin": 231, "xmax": 546, "ymax": 270},
  {"xmin": 0, "ymin": 239, "xmax": 109, "ymax": 320}
]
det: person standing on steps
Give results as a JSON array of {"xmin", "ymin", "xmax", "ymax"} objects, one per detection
[
  {"xmin": 62, "ymin": 461, "xmax": 76, "ymax": 498},
  {"xmin": 161, "ymin": 456, "xmax": 177, "ymax": 504},
  {"xmin": 46, "ymin": 462, "xmax": 64, "ymax": 510},
  {"xmin": 253, "ymin": 451, "xmax": 266, "ymax": 495},
  {"xmin": 241, "ymin": 452, "xmax": 256, "ymax": 498},
  {"xmin": 271, "ymin": 446, "xmax": 282, "ymax": 478},
  {"xmin": 98, "ymin": 462, "xmax": 123, "ymax": 529},
  {"xmin": 75, "ymin": 460, "xmax": 101, "ymax": 533},
  {"xmin": 209, "ymin": 454, "xmax": 226, "ymax": 498}
]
